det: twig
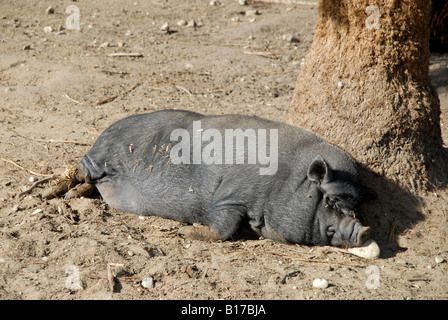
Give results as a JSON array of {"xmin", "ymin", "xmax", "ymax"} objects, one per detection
[
  {"xmin": 174, "ymin": 41, "xmax": 241, "ymax": 47},
  {"xmin": 0, "ymin": 60, "xmax": 26, "ymax": 73},
  {"xmin": 388, "ymin": 219, "xmax": 397, "ymax": 243},
  {"xmin": 175, "ymin": 85, "xmax": 193, "ymax": 97},
  {"xmin": 99, "ymin": 69, "xmax": 129, "ymax": 76},
  {"xmin": 107, "ymin": 52, "xmax": 143, "ymax": 57},
  {"xmin": 63, "ymin": 94, "xmax": 82, "ymax": 105},
  {"xmin": 252, "ymin": 0, "xmax": 317, "ymax": 5},
  {"xmin": 17, "ymin": 175, "xmax": 55, "ymax": 197},
  {"xmin": 408, "ymin": 278, "xmax": 432, "ymax": 282},
  {"xmin": 243, "ymin": 51, "xmax": 281, "ymax": 58},
  {"xmin": 147, "ymin": 86, "xmax": 173, "ymax": 93},
  {"xmin": 238, "ymin": 249, "xmax": 365, "ymax": 267},
  {"xmin": 0, "ymin": 158, "xmax": 53, "ymax": 177},
  {"xmin": 8, "ymin": 130, "xmax": 91, "ymax": 146},
  {"xmin": 96, "ymin": 83, "xmax": 141, "ymax": 105}
]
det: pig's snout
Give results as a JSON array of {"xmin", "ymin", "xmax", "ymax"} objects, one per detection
[{"xmin": 329, "ymin": 217, "xmax": 370, "ymax": 247}]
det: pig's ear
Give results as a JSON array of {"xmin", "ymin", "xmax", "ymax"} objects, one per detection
[{"xmin": 307, "ymin": 155, "xmax": 332, "ymax": 183}]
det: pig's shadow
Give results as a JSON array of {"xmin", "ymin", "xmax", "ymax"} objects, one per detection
[{"xmin": 356, "ymin": 157, "xmax": 446, "ymax": 259}]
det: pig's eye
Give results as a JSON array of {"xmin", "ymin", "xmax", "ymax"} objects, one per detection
[{"xmin": 325, "ymin": 198, "xmax": 342, "ymax": 213}]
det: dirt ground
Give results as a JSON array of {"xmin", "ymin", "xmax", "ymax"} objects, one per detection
[{"xmin": 0, "ymin": 0, "xmax": 447, "ymax": 300}]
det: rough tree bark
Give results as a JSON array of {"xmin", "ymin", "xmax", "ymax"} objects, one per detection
[{"xmin": 287, "ymin": 0, "xmax": 446, "ymax": 192}]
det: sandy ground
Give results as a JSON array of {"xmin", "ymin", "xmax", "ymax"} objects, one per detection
[{"xmin": 0, "ymin": 0, "xmax": 447, "ymax": 300}]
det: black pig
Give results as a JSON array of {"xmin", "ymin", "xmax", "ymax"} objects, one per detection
[{"xmin": 42, "ymin": 110, "xmax": 375, "ymax": 247}]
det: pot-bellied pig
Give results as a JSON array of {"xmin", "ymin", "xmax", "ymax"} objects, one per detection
[{"xmin": 42, "ymin": 110, "xmax": 376, "ymax": 247}]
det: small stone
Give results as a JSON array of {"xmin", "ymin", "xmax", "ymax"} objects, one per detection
[
  {"xmin": 46, "ymin": 6, "xmax": 54, "ymax": 14},
  {"xmin": 22, "ymin": 45, "xmax": 31, "ymax": 50},
  {"xmin": 312, "ymin": 278, "xmax": 328, "ymax": 289},
  {"xmin": 29, "ymin": 176, "xmax": 36, "ymax": 182},
  {"xmin": 210, "ymin": 0, "xmax": 221, "ymax": 6},
  {"xmin": 141, "ymin": 277, "xmax": 154, "ymax": 289},
  {"xmin": 435, "ymin": 256, "xmax": 446, "ymax": 264},
  {"xmin": 245, "ymin": 10, "xmax": 260, "ymax": 17},
  {"xmin": 238, "ymin": 0, "xmax": 248, "ymax": 5},
  {"xmin": 187, "ymin": 19, "xmax": 196, "ymax": 28},
  {"xmin": 337, "ymin": 81, "xmax": 344, "ymax": 88},
  {"xmin": 282, "ymin": 34, "xmax": 300, "ymax": 43},
  {"xmin": 177, "ymin": 20, "xmax": 187, "ymax": 26},
  {"xmin": 100, "ymin": 42, "xmax": 110, "ymax": 48},
  {"xmin": 43, "ymin": 26, "xmax": 53, "ymax": 33},
  {"xmin": 11, "ymin": 205, "xmax": 20, "ymax": 213},
  {"xmin": 31, "ymin": 209, "xmax": 43, "ymax": 215},
  {"xmin": 160, "ymin": 22, "xmax": 170, "ymax": 32}
]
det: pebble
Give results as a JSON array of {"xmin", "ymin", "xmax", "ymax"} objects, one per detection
[
  {"xmin": 43, "ymin": 26, "xmax": 53, "ymax": 33},
  {"xmin": 187, "ymin": 19, "xmax": 196, "ymax": 28},
  {"xmin": 160, "ymin": 22, "xmax": 170, "ymax": 32},
  {"xmin": 337, "ymin": 81, "xmax": 344, "ymax": 88},
  {"xmin": 11, "ymin": 205, "xmax": 20, "ymax": 213},
  {"xmin": 31, "ymin": 209, "xmax": 43, "ymax": 215},
  {"xmin": 141, "ymin": 277, "xmax": 154, "ymax": 289},
  {"xmin": 210, "ymin": 0, "xmax": 221, "ymax": 6},
  {"xmin": 435, "ymin": 256, "xmax": 446, "ymax": 264},
  {"xmin": 245, "ymin": 10, "xmax": 260, "ymax": 17},
  {"xmin": 22, "ymin": 45, "xmax": 31, "ymax": 50},
  {"xmin": 177, "ymin": 20, "xmax": 187, "ymax": 26},
  {"xmin": 312, "ymin": 278, "xmax": 328, "ymax": 289},
  {"xmin": 347, "ymin": 239, "xmax": 380, "ymax": 259},
  {"xmin": 282, "ymin": 34, "xmax": 300, "ymax": 43},
  {"xmin": 46, "ymin": 6, "xmax": 54, "ymax": 14},
  {"xmin": 238, "ymin": 0, "xmax": 248, "ymax": 5}
]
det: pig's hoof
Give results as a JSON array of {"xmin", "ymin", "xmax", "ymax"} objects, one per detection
[
  {"xmin": 179, "ymin": 223, "xmax": 222, "ymax": 242},
  {"xmin": 42, "ymin": 167, "xmax": 81, "ymax": 200},
  {"xmin": 64, "ymin": 182, "xmax": 95, "ymax": 199},
  {"xmin": 348, "ymin": 239, "xmax": 380, "ymax": 259}
]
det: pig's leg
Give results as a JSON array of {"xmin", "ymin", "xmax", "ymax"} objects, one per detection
[
  {"xmin": 42, "ymin": 165, "xmax": 89, "ymax": 200},
  {"xmin": 178, "ymin": 223, "xmax": 222, "ymax": 242},
  {"xmin": 64, "ymin": 182, "xmax": 95, "ymax": 199},
  {"xmin": 179, "ymin": 207, "xmax": 244, "ymax": 242}
]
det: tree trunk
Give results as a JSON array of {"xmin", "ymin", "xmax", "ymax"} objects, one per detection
[{"xmin": 287, "ymin": 0, "xmax": 445, "ymax": 192}]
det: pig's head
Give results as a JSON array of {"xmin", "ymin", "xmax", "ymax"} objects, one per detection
[
  {"xmin": 307, "ymin": 155, "xmax": 376, "ymax": 217},
  {"xmin": 307, "ymin": 155, "xmax": 374, "ymax": 247}
]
